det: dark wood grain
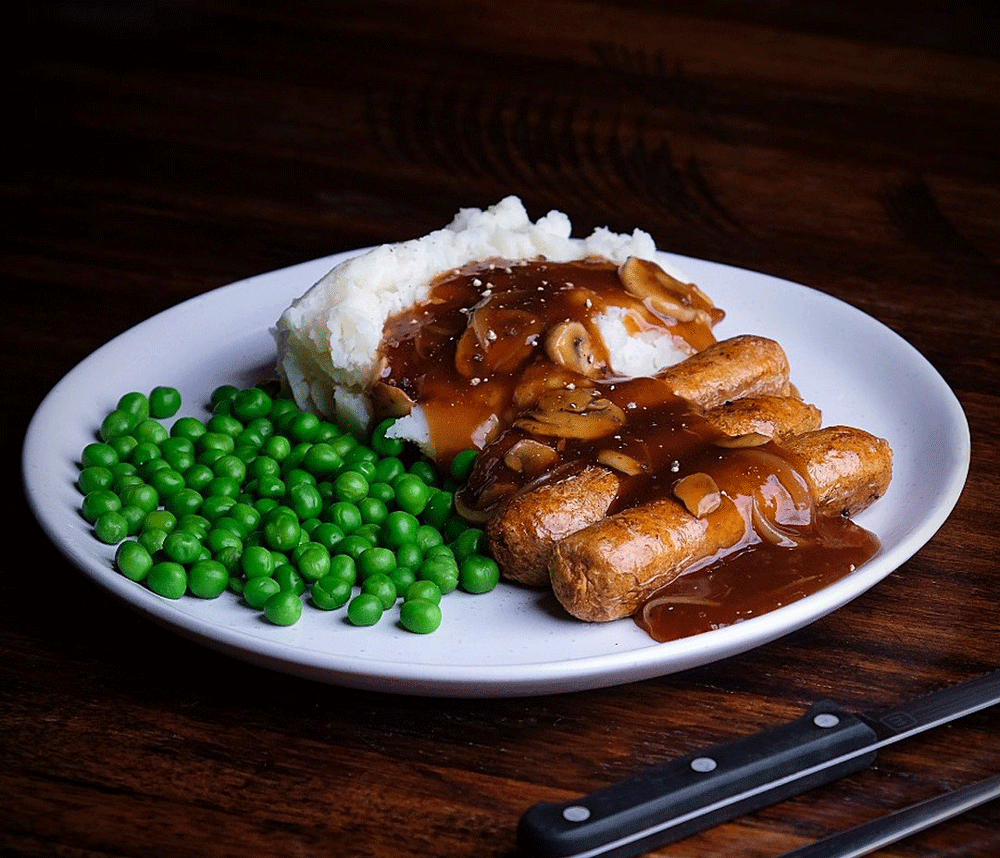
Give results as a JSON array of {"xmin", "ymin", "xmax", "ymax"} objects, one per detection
[{"xmin": 6, "ymin": 2, "xmax": 999, "ymax": 856}]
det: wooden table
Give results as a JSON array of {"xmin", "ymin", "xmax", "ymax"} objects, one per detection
[{"xmin": 8, "ymin": 3, "xmax": 999, "ymax": 856}]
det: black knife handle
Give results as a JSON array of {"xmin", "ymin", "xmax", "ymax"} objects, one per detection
[{"xmin": 517, "ymin": 701, "xmax": 879, "ymax": 858}]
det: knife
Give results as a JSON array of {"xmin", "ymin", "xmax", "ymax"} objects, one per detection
[{"xmin": 517, "ymin": 670, "xmax": 1000, "ymax": 858}]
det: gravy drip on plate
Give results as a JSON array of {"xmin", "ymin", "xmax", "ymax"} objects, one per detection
[{"xmin": 371, "ymin": 257, "xmax": 879, "ymax": 639}]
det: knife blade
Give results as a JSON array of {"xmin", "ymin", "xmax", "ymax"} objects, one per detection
[{"xmin": 517, "ymin": 670, "xmax": 1000, "ymax": 858}]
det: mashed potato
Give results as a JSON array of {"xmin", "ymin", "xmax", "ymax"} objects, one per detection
[{"xmin": 275, "ymin": 196, "xmax": 696, "ymax": 454}]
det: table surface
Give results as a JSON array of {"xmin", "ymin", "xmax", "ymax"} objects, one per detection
[{"xmin": 8, "ymin": 3, "xmax": 1000, "ymax": 856}]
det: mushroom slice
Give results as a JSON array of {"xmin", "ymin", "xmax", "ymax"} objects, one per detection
[
  {"xmin": 504, "ymin": 438, "xmax": 559, "ymax": 476},
  {"xmin": 673, "ymin": 472, "xmax": 722, "ymax": 517},
  {"xmin": 369, "ymin": 381, "xmax": 416, "ymax": 418},
  {"xmin": 619, "ymin": 256, "xmax": 721, "ymax": 327},
  {"xmin": 544, "ymin": 320, "xmax": 605, "ymax": 378},
  {"xmin": 596, "ymin": 449, "xmax": 646, "ymax": 476},
  {"xmin": 513, "ymin": 388, "xmax": 626, "ymax": 440}
]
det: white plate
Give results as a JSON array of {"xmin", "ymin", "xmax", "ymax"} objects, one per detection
[{"xmin": 22, "ymin": 251, "xmax": 970, "ymax": 697}]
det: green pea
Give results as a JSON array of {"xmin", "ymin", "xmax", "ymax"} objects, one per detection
[
  {"xmin": 399, "ymin": 598, "xmax": 442, "ymax": 634},
  {"xmin": 252, "ymin": 474, "xmax": 286, "ymax": 499},
  {"xmin": 327, "ymin": 553, "xmax": 357, "ymax": 586},
  {"xmin": 393, "ymin": 474, "xmax": 430, "ymax": 515},
  {"xmin": 144, "ymin": 508, "xmax": 177, "ymax": 533},
  {"xmin": 210, "ymin": 384, "xmax": 239, "ymax": 410},
  {"xmin": 198, "ymin": 431, "xmax": 235, "ymax": 455},
  {"xmin": 147, "ymin": 561, "xmax": 188, "ymax": 599},
  {"xmin": 149, "ymin": 386, "xmax": 182, "ymax": 419},
  {"xmin": 206, "ymin": 527, "xmax": 242, "ymax": 554},
  {"xmin": 115, "ymin": 540, "xmax": 153, "ymax": 581},
  {"xmin": 418, "ymin": 557, "xmax": 459, "ymax": 594},
  {"xmin": 338, "ymin": 534, "xmax": 374, "ymax": 560},
  {"xmin": 312, "ymin": 522, "xmax": 344, "ymax": 551},
  {"xmin": 119, "ymin": 505, "xmax": 147, "ymax": 535},
  {"xmin": 184, "ymin": 463, "xmax": 215, "ymax": 492},
  {"xmin": 93, "ymin": 510, "xmax": 128, "ymax": 544},
  {"xmin": 302, "ymin": 442, "xmax": 342, "ymax": 477},
  {"xmin": 361, "ymin": 573, "xmax": 397, "ymax": 609},
  {"xmin": 213, "ymin": 454, "xmax": 247, "ymax": 483},
  {"xmin": 408, "ymin": 460, "xmax": 438, "ymax": 486},
  {"xmin": 357, "ymin": 496, "xmax": 388, "ymax": 526},
  {"xmin": 289, "ymin": 482, "xmax": 323, "ymax": 520},
  {"xmin": 117, "ymin": 391, "xmax": 150, "ymax": 422},
  {"xmin": 188, "ymin": 560, "xmax": 229, "ymax": 599},
  {"xmin": 81, "ymin": 442, "xmax": 119, "ymax": 470},
  {"xmin": 452, "ymin": 527, "xmax": 485, "ymax": 561},
  {"xmin": 243, "ymin": 575, "xmax": 280, "ymax": 608},
  {"xmin": 241, "ymin": 545, "xmax": 275, "ymax": 579},
  {"xmin": 460, "ymin": 554, "xmax": 500, "ymax": 594},
  {"xmin": 137, "ymin": 528, "xmax": 166, "ymax": 556},
  {"xmin": 78, "ymin": 465, "xmax": 114, "ymax": 494},
  {"xmin": 356, "ymin": 545, "xmax": 395, "ymax": 579},
  {"xmin": 415, "ymin": 524, "xmax": 445, "ymax": 553},
  {"xmin": 149, "ymin": 467, "xmax": 185, "ymax": 498},
  {"xmin": 405, "ymin": 580, "xmax": 442, "ymax": 605},
  {"xmin": 171, "ymin": 415, "xmax": 207, "ymax": 441},
  {"xmin": 449, "ymin": 449, "xmax": 478, "ymax": 483},
  {"xmin": 120, "ymin": 482, "xmax": 159, "ymax": 514},
  {"xmin": 382, "ymin": 510, "xmax": 420, "ymax": 548},
  {"xmin": 334, "ymin": 470, "xmax": 369, "ymax": 504},
  {"xmin": 422, "ymin": 489, "xmax": 454, "ymax": 528},
  {"xmin": 162, "ymin": 530, "xmax": 203, "ymax": 564},
  {"xmin": 395, "ymin": 542, "xmax": 423, "ymax": 571},
  {"xmin": 227, "ymin": 502, "xmax": 260, "ymax": 535},
  {"xmin": 200, "ymin": 494, "xmax": 236, "ymax": 522},
  {"xmin": 263, "ymin": 591, "xmax": 303, "ymax": 626},
  {"xmin": 81, "ymin": 489, "xmax": 121, "ymax": 524},
  {"xmin": 327, "ymin": 501, "xmax": 362, "ymax": 533},
  {"xmin": 262, "ymin": 434, "xmax": 292, "ymax": 462},
  {"xmin": 311, "ymin": 575, "xmax": 352, "ymax": 610},
  {"xmin": 273, "ymin": 563, "xmax": 306, "ymax": 595},
  {"xmin": 108, "ymin": 435, "xmax": 138, "ymax": 462},
  {"xmin": 372, "ymin": 456, "xmax": 405, "ymax": 484},
  {"xmin": 130, "ymin": 441, "xmax": 161, "ymax": 467},
  {"xmin": 370, "ymin": 417, "xmax": 405, "ymax": 457},
  {"xmin": 159, "ymin": 436, "xmax": 195, "ymax": 470},
  {"xmin": 264, "ymin": 513, "xmax": 301, "ymax": 552},
  {"xmin": 290, "ymin": 411, "xmax": 321, "ymax": 442},
  {"xmin": 133, "ymin": 418, "xmax": 168, "ymax": 445},
  {"xmin": 164, "ymin": 487, "xmax": 203, "ymax": 517},
  {"xmin": 178, "ymin": 513, "xmax": 210, "ymax": 539},
  {"xmin": 100, "ymin": 409, "xmax": 134, "ymax": 441},
  {"xmin": 347, "ymin": 593, "xmax": 383, "ymax": 626},
  {"xmin": 232, "ymin": 387, "xmax": 273, "ymax": 421},
  {"xmin": 389, "ymin": 566, "xmax": 417, "ymax": 594},
  {"xmin": 206, "ymin": 476, "xmax": 241, "ymax": 499},
  {"xmin": 295, "ymin": 542, "xmax": 331, "ymax": 582}
]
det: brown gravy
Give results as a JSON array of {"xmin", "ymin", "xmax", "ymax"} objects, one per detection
[{"xmin": 372, "ymin": 258, "xmax": 879, "ymax": 640}]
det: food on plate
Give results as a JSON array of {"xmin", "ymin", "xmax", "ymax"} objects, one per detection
[
  {"xmin": 549, "ymin": 426, "xmax": 892, "ymax": 622},
  {"xmin": 275, "ymin": 197, "xmax": 893, "ymax": 639},
  {"xmin": 78, "ymin": 384, "xmax": 497, "ymax": 633},
  {"xmin": 276, "ymin": 196, "xmax": 721, "ymax": 459},
  {"xmin": 489, "ymin": 391, "xmax": 822, "ymax": 587}
]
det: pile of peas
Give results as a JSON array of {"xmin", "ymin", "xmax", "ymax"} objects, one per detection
[{"xmin": 77, "ymin": 384, "xmax": 500, "ymax": 633}]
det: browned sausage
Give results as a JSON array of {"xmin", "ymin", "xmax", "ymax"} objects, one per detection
[
  {"xmin": 490, "ymin": 395, "xmax": 822, "ymax": 586},
  {"xmin": 659, "ymin": 334, "xmax": 792, "ymax": 408},
  {"xmin": 549, "ymin": 426, "xmax": 892, "ymax": 622}
]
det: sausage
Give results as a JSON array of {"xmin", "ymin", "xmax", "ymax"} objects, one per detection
[
  {"xmin": 489, "ymin": 394, "xmax": 822, "ymax": 586},
  {"xmin": 659, "ymin": 334, "xmax": 792, "ymax": 409},
  {"xmin": 548, "ymin": 426, "xmax": 892, "ymax": 622}
]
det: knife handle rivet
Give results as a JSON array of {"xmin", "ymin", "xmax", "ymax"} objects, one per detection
[
  {"xmin": 690, "ymin": 756, "xmax": 718, "ymax": 773},
  {"xmin": 562, "ymin": 805, "xmax": 591, "ymax": 822},
  {"xmin": 813, "ymin": 713, "xmax": 840, "ymax": 728}
]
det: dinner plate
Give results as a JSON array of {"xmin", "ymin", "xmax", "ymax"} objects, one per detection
[{"xmin": 22, "ymin": 250, "xmax": 970, "ymax": 697}]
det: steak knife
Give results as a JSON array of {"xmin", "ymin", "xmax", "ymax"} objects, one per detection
[{"xmin": 517, "ymin": 670, "xmax": 1000, "ymax": 858}]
